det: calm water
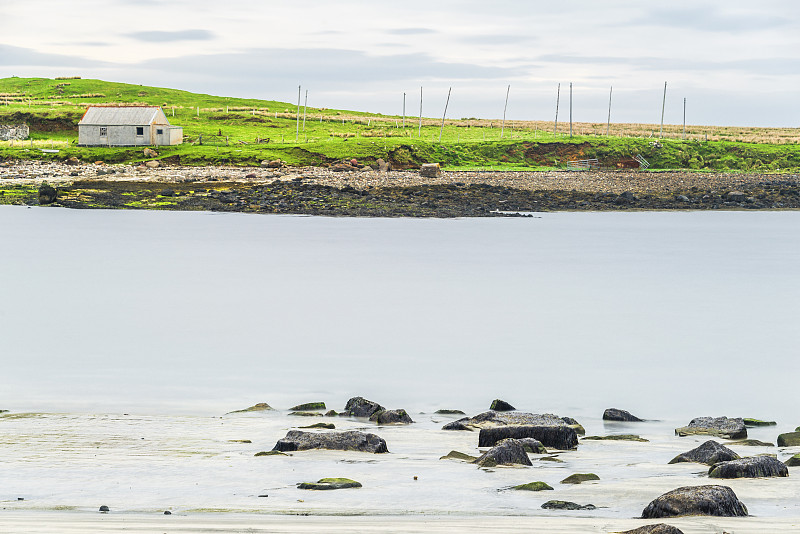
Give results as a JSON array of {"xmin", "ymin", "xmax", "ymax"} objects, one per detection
[{"xmin": 1, "ymin": 206, "xmax": 799, "ymax": 517}]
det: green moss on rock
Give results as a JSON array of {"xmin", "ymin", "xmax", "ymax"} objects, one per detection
[
  {"xmin": 297, "ymin": 478, "xmax": 362, "ymax": 490},
  {"xmin": 513, "ymin": 481, "xmax": 554, "ymax": 491},
  {"xmin": 299, "ymin": 422, "xmax": 335, "ymax": 429},
  {"xmin": 561, "ymin": 473, "xmax": 600, "ymax": 484},
  {"xmin": 290, "ymin": 402, "xmax": 326, "ymax": 411},
  {"xmin": 439, "ymin": 450, "xmax": 479, "ymax": 462},
  {"xmin": 743, "ymin": 418, "xmax": 777, "ymax": 427},
  {"xmin": 785, "ymin": 454, "xmax": 800, "ymax": 467},
  {"xmin": 254, "ymin": 450, "xmax": 288, "ymax": 457},
  {"xmin": 777, "ymin": 432, "xmax": 800, "ymax": 447},
  {"xmin": 226, "ymin": 402, "xmax": 273, "ymax": 414}
]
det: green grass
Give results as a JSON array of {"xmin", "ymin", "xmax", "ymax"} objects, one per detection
[{"xmin": 2, "ymin": 76, "xmax": 800, "ymax": 172}]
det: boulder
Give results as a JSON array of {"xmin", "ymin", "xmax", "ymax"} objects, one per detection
[
  {"xmin": 290, "ymin": 402, "xmax": 326, "ymax": 411},
  {"xmin": 419, "ymin": 163, "xmax": 441, "ymax": 178},
  {"xmin": 272, "ymin": 430, "xmax": 388, "ymax": 453},
  {"xmin": 708, "ymin": 456, "xmax": 788, "ymax": 478},
  {"xmin": 340, "ymin": 396, "xmax": 384, "ymax": 418},
  {"xmin": 376, "ymin": 158, "xmax": 391, "ymax": 172},
  {"xmin": 561, "ymin": 473, "xmax": 600, "ymax": 484},
  {"xmin": 226, "ymin": 402, "xmax": 273, "ymax": 414},
  {"xmin": 541, "ymin": 500, "xmax": 596, "ymax": 510},
  {"xmin": 439, "ymin": 450, "xmax": 478, "ymax": 462},
  {"xmin": 675, "ymin": 417, "xmax": 747, "ymax": 440},
  {"xmin": 297, "ymin": 478, "xmax": 361, "ymax": 490},
  {"xmin": 145, "ymin": 160, "xmax": 160, "ymax": 168},
  {"xmin": 583, "ymin": 435, "xmax": 648, "ymax": 442},
  {"xmin": 434, "ymin": 409, "xmax": 465, "ymax": 415},
  {"xmin": 474, "ymin": 438, "xmax": 532, "ymax": 467},
  {"xmin": 668, "ymin": 440, "xmax": 740, "ymax": 466},
  {"xmin": 743, "ymin": 418, "xmax": 776, "ymax": 427},
  {"xmin": 143, "ymin": 148, "xmax": 158, "ymax": 158},
  {"xmin": 618, "ymin": 525, "xmax": 684, "ymax": 534},
  {"xmin": 38, "ymin": 182, "xmax": 57, "ymax": 205},
  {"xmin": 444, "ymin": 411, "xmax": 581, "ymax": 433},
  {"xmin": 370, "ymin": 409, "xmax": 413, "ymax": 425},
  {"xmin": 777, "ymin": 432, "xmax": 800, "ymax": 447},
  {"xmin": 261, "ymin": 159, "xmax": 283, "ymax": 168},
  {"xmin": 489, "ymin": 399, "xmax": 516, "ymax": 411},
  {"xmin": 512, "ymin": 481, "xmax": 553, "ymax": 491},
  {"xmin": 65, "ymin": 156, "xmax": 80, "ymax": 166},
  {"xmin": 603, "ymin": 408, "xmax": 643, "ymax": 422},
  {"xmin": 517, "ymin": 438, "xmax": 547, "ymax": 454},
  {"xmin": 785, "ymin": 454, "xmax": 800, "ymax": 467},
  {"xmin": 478, "ymin": 425, "xmax": 578, "ymax": 450},
  {"xmin": 641, "ymin": 485, "xmax": 748, "ymax": 518}
]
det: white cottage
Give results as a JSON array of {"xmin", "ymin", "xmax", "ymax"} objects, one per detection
[{"xmin": 78, "ymin": 106, "xmax": 183, "ymax": 146}]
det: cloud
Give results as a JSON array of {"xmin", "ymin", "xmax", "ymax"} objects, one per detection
[
  {"xmin": 387, "ymin": 28, "xmax": 437, "ymax": 35},
  {"xmin": 127, "ymin": 29, "xmax": 215, "ymax": 42},
  {"xmin": 0, "ymin": 44, "xmax": 108, "ymax": 67},
  {"xmin": 627, "ymin": 6, "xmax": 790, "ymax": 32}
]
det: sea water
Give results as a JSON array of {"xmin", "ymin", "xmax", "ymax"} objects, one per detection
[{"xmin": 1, "ymin": 207, "xmax": 799, "ymax": 517}]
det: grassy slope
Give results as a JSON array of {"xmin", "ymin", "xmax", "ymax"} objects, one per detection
[{"xmin": 1, "ymin": 77, "xmax": 800, "ymax": 172}]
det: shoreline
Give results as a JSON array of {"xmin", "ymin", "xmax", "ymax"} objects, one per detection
[{"xmin": 1, "ymin": 160, "xmax": 799, "ymax": 216}]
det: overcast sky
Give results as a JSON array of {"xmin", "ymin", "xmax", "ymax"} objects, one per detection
[{"xmin": 1, "ymin": 0, "xmax": 799, "ymax": 126}]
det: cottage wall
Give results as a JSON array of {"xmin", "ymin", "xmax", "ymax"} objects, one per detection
[
  {"xmin": 0, "ymin": 124, "xmax": 29, "ymax": 141},
  {"xmin": 79, "ymin": 125, "xmax": 152, "ymax": 146}
]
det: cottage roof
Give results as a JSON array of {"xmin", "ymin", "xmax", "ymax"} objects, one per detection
[{"xmin": 79, "ymin": 106, "xmax": 168, "ymax": 126}]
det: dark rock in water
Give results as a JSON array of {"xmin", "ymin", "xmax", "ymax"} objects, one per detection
[
  {"xmin": 777, "ymin": 432, "xmax": 800, "ymax": 447},
  {"xmin": 619, "ymin": 525, "xmax": 684, "ymax": 534},
  {"xmin": 541, "ymin": 500, "xmax": 596, "ymax": 510},
  {"xmin": 255, "ymin": 450, "xmax": 288, "ymax": 457},
  {"xmin": 273, "ymin": 430, "xmax": 388, "ymax": 453},
  {"xmin": 513, "ymin": 481, "xmax": 553, "ymax": 491},
  {"xmin": 38, "ymin": 182, "xmax": 57, "ymax": 205},
  {"xmin": 743, "ymin": 418, "xmax": 776, "ymax": 427},
  {"xmin": 340, "ymin": 397, "xmax": 384, "ymax": 418},
  {"xmin": 163, "ymin": 511, "xmax": 172, "ymax": 515},
  {"xmin": 785, "ymin": 454, "xmax": 800, "ymax": 467},
  {"xmin": 324, "ymin": 410, "xmax": 338, "ymax": 417},
  {"xmin": 99, "ymin": 505, "xmax": 110, "ymax": 512},
  {"xmin": 675, "ymin": 417, "xmax": 747, "ymax": 440},
  {"xmin": 669, "ymin": 440, "xmax": 740, "ymax": 466},
  {"xmin": 583, "ymin": 434, "xmax": 648, "ymax": 442},
  {"xmin": 289, "ymin": 411, "xmax": 322, "ymax": 417},
  {"xmin": 439, "ymin": 450, "xmax": 479, "ymax": 462},
  {"xmin": 730, "ymin": 439, "xmax": 774, "ymax": 447},
  {"xmin": 490, "ymin": 399, "xmax": 516, "ymax": 411},
  {"xmin": 299, "ymin": 423, "xmax": 335, "ymax": 429},
  {"xmin": 290, "ymin": 402, "xmax": 326, "ymax": 411},
  {"xmin": 226, "ymin": 402, "xmax": 273, "ymax": 414},
  {"xmin": 370, "ymin": 409, "xmax": 413, "ymax": 425},
  {"xmin": 478, "ymin": 425, "xmax": 578, "ymax": 450},
  {"xmin": 297, "ymin": 478, "xmax": 362, "ymax": 490},
  {"xmin": 641, "ymin": 485, "xmax": 748, "ymax": 518},
  {"xmin": 474, "ymin": 438, "xmax": 532, "ymax": 467},
  {"xmin": 434, "ymin": 409, "xmax": 465, "ymax": 415},
  {"xmin": 709, "ymin": 456, "xmax": 788, "ymax": 478},
  {"xmin": 517, "ymin": 438, "xmax": 547, "ymax": 454},
  {"xmin": 560, "ymin": 416, "xmax": 585, "ymax": 435},
  {"xmin": 603, "ymin": 408, "xmax": 643, "ymax": 422},
  {"xmin": 561, "ymin": 473, "xmax": 600, "ymax": 484}
]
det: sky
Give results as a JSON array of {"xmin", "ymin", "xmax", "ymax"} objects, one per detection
[{"xmin": 1, "ymin": 0, "xmax": 799, "ymax": 127}]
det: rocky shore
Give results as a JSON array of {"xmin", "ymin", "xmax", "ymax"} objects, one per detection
[{"xmin": 1, "ymin": 160, "xmax": 799, "ymax": 216}]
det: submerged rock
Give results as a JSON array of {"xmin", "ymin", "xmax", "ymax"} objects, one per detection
[
  {"xmin": 669, "ymin": 440, "xmax": 740, "ymax": 466},
  {"xmin": 369, "ymin": 409, "xmax": 413, "ymax": 425},
  {"xmin": 743, "ymin": 418, "xmax": 776, "ymax": 427},
  {"xmin": 513, "ymin": 481, "xmax": 553, "ymax": 491},
  {"xmin": 226, "ymin": 402, "xmax": 273, "ymax": 414},
  {"xmin": 290, "ymin": 402, "xmax": 326, "ymax": 411},
  {"xmin": 490, "ymin": 399, "xmax": 516, "ymax": 411},
  {"xmin": 289, "ymin": 411, "xmax": 322, "ymax": 417},
  {"xmin": 583, "ymin": 434, "xmax": 648, "ymax": 442},
  {"xmin": 730, "ymin": 439, "xmax": 774, "ymax": 447},
  {"xmin": 434, "ymin": 409, "xmax": 465, "ymax": 415},
  {"xmin": 777, "ymin": 432, "xmax": 800, "ymax": 447},
  {"xmin": 641, "ymin": 485, "xmax": 748, "ymax": 518},
  {"xmin": 478, "ymin": 425, "xmax": 578, "ymax": 450},
  {"xmin": 299, "ymin": 423, "xmax": 335, "ymax": 429},
  {"xmin": 674, "ymin": 417, "xmax": 747, "ymax": 440},
  {"xmin": 708, "ymin": 456, "xmax": 789, "ymax": 478},
  {"xmin": 439, "ymin": 450, "xmax": 479, "ymax": 462},
  {"xmin": 619, "ymin": 525, "xmax": 684, "ymax": 534},
  {"xmin": 298, "ymin": 478, "xmax": 362, "ymax": 490},
  {"xmin": 255, "ymin": 450, "xmax": 288, "ymax": 457},
  {"xmin": 272, "ymin": 430, "xmax": 388, "ymax": 453},
  {"xmin": 561, "ymin": 473, "xmax": 600, "ymax": 484},
  {"xmin": 541, "ymin": 500, "xmax": 596, "ymax": 510},
  {"xmin": 340, "ymin": 397, "xmax": 384, "ymax": 418},
  {"xmin": 603, "ymin": 408, "xmax": 644, "ymax": 422},
  {"xmin": 474, "ymin": 438, "xmax": 532, "ymax": 467}
]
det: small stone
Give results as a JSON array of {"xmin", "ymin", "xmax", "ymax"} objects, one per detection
[
  {"xmin": 513, "ymin": 481, "xmax": 553, "ymax": 491},
  {"xmin": 298, "ymin": 478, "xmax": 362, "ymax": 490},
  {"xmin": 561, "ymin": 473, "xmax": 600, "ymax": 484},
  {"xmin": 490, "ymin": 399, "xmax": 516, "ymax": 411},
  {"xmin": 143, "ymin": 148, "xmax": 158, "ymax": 158},
  {"xmin": 541, "ymin": 500, "xmax": 596, "ymax": 510},
  {"xmin": 583, "ymin": 435, "xmax": 648, "ymax": 442},
  {"xmin": 299, "ymin": 423, "xmax": 335, "ymax": 429},
  {"xmin": 603, "ymin": 408, "xmax": 644, "ymax": 422},
  {"xmin": 226, "ymin": 402, "xmax": 273, "ymax": 414},
  {"xmin": 163, "ymin": 511, "xmax": 172, "ymax": 515},
  {"xmin": 420, "ymin": 163, "xmax": 441, "ymax": 178},
  {"xmin": 434, "ymin": 409, "xmax": 465, "ymax": 415},
  {"xmin": 255, "ymin": 450, "xmax": 288, "ymax": 457},
  {"xmin": 38, "ymin": 182, "xmax": 57, "ymax": 205},
  {"xmin": 145, "ymin": 160, "xmax": 160, "ymax": 168},
  {"xmin": 439, "ymin": 450, "xmax": 479, "ymax": 462},
  {"xmin": 99, "ymin": 505, "xmax": 110, "ymax": 512},
  {"xmin": 742, "ymin": 418, "xmax": 777, "ymax": 427}
]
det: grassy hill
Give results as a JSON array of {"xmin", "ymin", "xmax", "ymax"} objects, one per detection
[{"xmin": 2, "ymin": 77, "xmax": 800, "ymax": 171}]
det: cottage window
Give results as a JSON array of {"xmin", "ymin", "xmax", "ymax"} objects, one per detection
[
  {"xmin": 157, "ymin": 128, "xmax": 163, "ymax": 135},
  {"xmin": 136, "ymin": 127, "xmax": 144, "ymax": 136},
  {"xmin": 99, "ymin": 127, "xmax": 107, "ymax": 137}
]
